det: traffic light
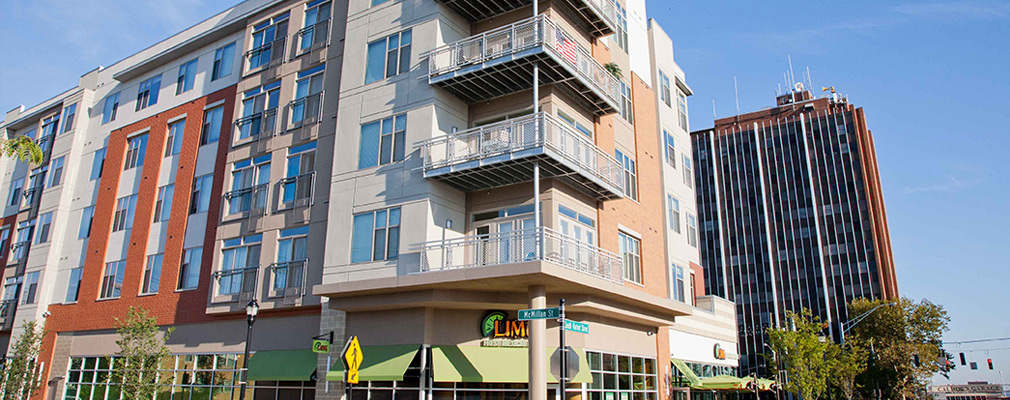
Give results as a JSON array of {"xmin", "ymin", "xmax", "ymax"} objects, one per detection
[
  {"xmin": 988, "ymin": 359, "xmax": 994, "ymax": 370},
  {"xmin": 960, "ymin": 353, "xmax": 967, "ymax": 366}
]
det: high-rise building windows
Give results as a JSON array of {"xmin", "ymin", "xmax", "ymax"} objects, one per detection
[
  {"xmin": 351, "ymin": 207, "xmax": 400, "ymax": 263},
  {"xmin": 143, "ymin": 254, "xmax": 163, "ymax": 294},
  {"xmin": 100, "ymin": 260, "xmax": 127, "ymax": 299},
  {"xmin": 177, "ymin": 59, "xmax": 198, "ymax": 95},
  {"xmin": 102, "ymin": 93, "xmax": 120, "ymax": 124},
  {"xmin": 0, "ymin": 229, "xmax": 9, "ymax": 256},
  {"xmin": 283, "ymin": 143, "xmax": 316, "ymax": 205},
  {"xmin": 677, "ymin": 90, "xmax": 688, "ymax": 130},
  {"xmin": 165, "ymin": 119, "xmax": 185, "ymax": 156},
  {"xmin": 153, "ymin": 185, "xmax": 174, "ymax": 223},
  {"xmin": 616, "ymin": 149, "xmax": 638, "ymax": 201},
  {"xmin": 612, "ymin": 3, "xmax": 628, "ymax": 52},
  {"xmin": 179, "ymin": 247, "xmax": 203, "ymax": 290},
  {"xmin": 358, "ymin": 114, "xmax": 405, "ymax": 169},
  {"xmin": 292, "ymin": 65, "xmax": 325, "ymax": 124},
  {"xmin": 62, "ymin": 103, "xmax": 77, "ymax": 133},
  {"xmin": 658, "ymin": 70, "xmax": 671, "ymax": 107},
  {"xmin": 79, "ymin": 206, "xmax": 94, "ymax": 239},
  {"xmin": 112, "ymin": 195, "xmax": 137, "ymax": 232},
  {"xmin": 248, "ymin": 15, "xmax": 288, "ymax": 70},
  {"xmin": 365, "ymin": 30, "xmax": 411, "ymax": 84},
  {"xmin": 124, "ymin": 133, "xmax": 148, "ymax": 171},
  {"xmin": 300, "ymin": 1, "xmax": 331, "ymax": 50},
  {"xmin": 619, "ymin": 231, "xmax": 641, "ymax": 284},
  {"xmin": 668, "ymin": 194, "xmax": 681, "ymax": 234},
  {"xmin": 48, "ymin": 156, "xmax": 65, "ymax": 187},
  {"xmin": 672, "ymin": 264, "xmax": 685, "ymax": 302},
  {"xmin": 687, "ymin": 214, "xmax": 698, "ymax": 248},
  {"xmin": 219, "ymin": 236, "xmax": 261, "ymax": 295},
  {"xmin": 371, "ymin": 0, "xmax": 390, "ymax": 5},
  {"xmin": 8, "ymin": 178, "xmax": 24, "ymax": 207},
  {"xmin": 66, "ymin": 267, "xmax": 83, "ymax": 302},
  {"xmin": 688, "ymin": 271, "xmax": 696, "ymax": 306},
  {"xmin": 90, "ymin": 148, "xmax": 106, "ymax": 180},
  {"xmin": 21, "ymin": 271, "xmax": 40, "ymax": 304},
  {"xmin": 212, "ymin": 42, "xmax": 236, "ymax": 80},
  {"xmin": 201, "ymin": 106, "xmax": 224, "ymax": 145},
  {"xmin": 682, "ymin": 153, "xmax": 693, "ymax": 188},
  {"xmin": 619, "ymin": 81, "xmax": 634, "ymax": 124},
  {"xmin": 135, "ymin": 75, "xmax": 162, "ymax": 111},
  {"xmin": 663, "ymin": 130, "xmax": 676, "ymax": 167},
  {"xmin": 36, "ymin": 212, "xmax": 53, "ymax": 243},
  {"xmin": 557, "ymin": 112, "xmax": 593, "ymax": 137},
  {"xmin": 190, "ymin": 174, "xmax": 213, "ymax": 214}
]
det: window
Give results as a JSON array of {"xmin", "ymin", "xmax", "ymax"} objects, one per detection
[
  {"xmin": 292, "ymin": 65, "xmax": 325, "ymax": 124},
  {"xmin": 0, "ymin": 229, "xmax": 9, "ymax": 256},
  {"xmin": 557, "ymin": 111, "xmax": 593, "ymax": 137},
  {"xmin": 177, "ymin": 59, "xmax": 198, "ymax": 95},
  {"xmin": 688, "ymin": 271, "xmax": 696, "ymax": 306},
  {"xmin": 212, "ymin": 42, "xmax": 236, "ymax": 80},
  {"xmin": 112, "ymin": 194, "xmax": 138, "ymax": 232},
  {"xmin": 102, "ymin": 93, "xmax": 120, "ymax": 124},
  {"xmin": 165, "ymin": 119, "xmax": 185, "ymax": 156},
  {"xmin": 79, "ymin": 206, "xmax": 95, "ymax": 239},
  {"xmin": 619, "ymin": 81, "xmax": 633, "ymax": 124},
  {"xmin": 124, "ymin": 133, "xmax": 148, "ymax": 170},
  {"xmin": 40, "ymin": 113, "xmax": 59, "ymax": 151},
  {"xmin": 687, "ymin": 214, "xmax": 698, "ymax": 247},
  {"xmin": 48, "ymin": 156, "xmax": 65, "ymax": 187},
  {"xmin": 153, "ymin": 185, "xmax": 175, "ymax": 222},
  {"xmin": 228, "ymin": 157, "xmax": 270, "ymax": 215},
  {"xmin": 586, "ymin": 352, "xmax": 657, "ymax": 400},
  {"xmin": 13, "ymin": 221, "xmax": 34, "ymax": 260},
  {"xmin": 663, "ymin": 130, "xmax": 676, "ymax": 167},
  {"xmin": 90, "ymin": 148, "xmax": 106, "ymax": 180},
  {"xmin": 179, "ymin": 247, "xmax": 203, "ymax": 290},
  {"xmin": 672, "ymin": 264, "xmax": 685, "ymax": 302},
  {"xmin": 658, "ymin": 69, "xmax": 671, "ymax": 107},
  {"xmin": 365, "ymin": 30, "xmax": 411, "ymax": 84},
  {"xmin": 612, "ymin": 3, "xmax": 628, "ymax": 52},
  {"xmin": 2, "ymin": 277, "xmax": 19, "ymax": 302},
  {"xmin": 283, "ymin": 143, "xmax": 316, "ymax": 205},
  {"xmin": 21, "ymin": 271, "xmax": 39, "ymax": 305},
  {"xmin": 358, "ymin": 114, "xmax": 405, "ymax": 169},
  {"xmin": 682, "ymin": 153, "xmax": 693, "ymax": 188},
  {"xmin": 201, "ymin": 106, "xmax": 224, "ymax": 145},
  {"xmin": 351, "ymin": 207, "xmax": 400, "ymax": 263},
  {"xmin": 275, "ymin": 227, "xmax": 308, "ymax": 291},
  {"xmin": 677, "ymin": 90, "xmax": 688, "ymax": 130},
  {"xmin": 238, "ymin": 83, "xmax": 281, "ymax": 140},
  {"xmin": 142, "ymin": 254, "xmax": 163, "ymax": 295},
  {"xmin": 371, "ymin": 0, "xmax": 390, "ymax": 5},
  {"xmin": 248, "ymin": 15, "xmax": 288, "ymax": 70},
  {"xmin": 190, "ymin": 174, "xmax": 213, "ymax": 214},
  {"xmin": 62, "ymin": 103, "xmax": 77, "ymax": 133},
  {"xmin": 66, "ymin": 267, "xmax": 83, "ymax": 302},
  {"xmin": 616, "ymin": 149, "xmax": 637, "ymax": 200},
  {"xmin": 135, "ymin": 75, "xmax": 162, "ymax": 111},
  {"xmin": 100, "ymin": 261, "xmax": 127, "ymax": 299},
  {"xmin": 219, "ymin": 236, "xmax": 261, "ymax": 295},
  {"xmin": 36, "ymin": 212, "xmax": 53, "ymax": 244},
  {"xmin": 300, "ymin": 1, "xmax": 331, "ymax": 50},
  {"xmin": 667, "ymin": 194, "xmax": 681, "ymax": 233},
  {"xmin": 8, "ymin": 178, "xmax": 24, "ymax": 206},
  {"xmin": 619, "ymin": 231, "xmax": 641, "ymax": 284}
]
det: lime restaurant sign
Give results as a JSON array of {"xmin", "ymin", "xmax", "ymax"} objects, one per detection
[{"xmin": 480, "ymin": 311, "xmax": 529, "ymax": 348}]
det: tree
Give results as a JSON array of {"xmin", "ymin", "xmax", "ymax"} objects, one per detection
[
  {"xmin": 766, "ymin": 309, "xmax": 834, "ymax": 400},
  {"xmin": 111, "ymin": 307, "xmax": 174, "ymax": 400},
  {"xmin": 604, "ymin": 62, "xmax": 623, "ymax": 80},
  {"xmin": 849, "ymin": 297, "xmax": 952, "ymax": 400},
  {"xmin": 1, "ymin": 320, "xmax": 47, "ymax": 400},
  {"xmin": 830, "ymin": 341, "xmax": 868, "ymax": 400},
  {"xmin": 0, "ymin": 136, "xmax": 43, "ymax": 165}
]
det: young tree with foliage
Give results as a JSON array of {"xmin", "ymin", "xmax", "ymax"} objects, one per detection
[
  {"xmin": 111, "ymin": 307, "xmax": 174, "ymax": 400},
  {"xmin": 766, "ymin": 309, "xmax": 834, "ymax": 400},
  {"xmin": 1, "ymin": 320, "xmax": 47, "ymax": 400},
  {"xmin": 0, "ymin": 136, "xmax": 43, "ymax": 165},
  {"xmin": 849, "ymin": 297, "xmax": 952, "ymax": 400},
  {"xmin": 829, "ymin": 341, "xmax": 868, "ymax": 400}
]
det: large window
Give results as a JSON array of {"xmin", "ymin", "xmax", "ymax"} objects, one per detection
[
  {"xmin": 112, "ymin": 195, "xmax": 138, "ymax": 232},
  {"xmin": 687, "ymin": 214, "xmax": 698, "ymax": 248},
  {"xmin": 228, "ymin": 157, "xmax": 270, "ymax": 215},
  {"xmin": 153, "ymin": 185, "xmax": 175, "ymax": 223},
  {"xmin": 49, "ymin": 156, "xmax": 65, "ymax": 187},
  {"xmin": 612, "ymin": 3, "xmax": 628, "ymax": 53},
  {"xmin": 615, "ymin": 149, "xmax": 637, "ymax": 201},
  {"xmin": 102, "ymin": 93, "xmax": 120, "ymax": 124},
  {"xmin": 677, "ymin": 90, "xmax": 688, "ymax": 130},
  {"xmin": 79, "ymin": 206, "xmax": 95, "ymax": 239},
  {"xmin": 179, "ymin": 247, "xmax": 203, "ymax": 290},
  {"xmin": 212, "ymin": 42, "xmax": 236, "ymax": 80},
  {"xmin": 282, "ymin": 143, "xmax": 316, "ymax": 206},
  {"xmin": 275, "ymin": 227, "xmax": 308, "ymax": 293},
  {"xmin": 238, "ymin": 83, "xmax": 281, "ymax": 140},
  {"xmin": 619, "ymin": 81, "xmax": 633, "ymax": 124},
  {"xmin": 41, "ymin": 112, "xmax": 60, "ymax": 139},
  {"xmin": 249, "ymin": 15, "xmax": 288, "ymax": 71},
  {"xmin": 90, "ymin": 148, "xmax": 106, "ymax": 181},
  {"xmin": 201, "ymin": 106, "xmax": 224, "ymax": 145},
  {"xmin": 365, "ymin": 30, "xmax": 411, "ymax": 84},
  {"xmin": 165, "ymin": 119, "xmax": 185, "ymax": 156},
  {"xmin": 667, "ymin": 194, "xmax": 681, "ymax": 234},
  {"xmin": 663, "ymin": 130, "xmax": 676, "ymax": 167},
  {"xmin": 66, "ymin": 267, "xmax": 83, "ymax": 303},
  {"xmin": 8, "ymin": 178, "xmax": 23, "ymax": 206},
  {"xmin": 219, "ymin": 236, "xmax": 261, "ymax": 296},
  {"xmin": 557, "ymin": 111, "xmax": 593, "ymax": 137},
  {"xmin": 21, "ymin": 271, "xmax": 40, "ymax": 305},
  {"xmin": 143, "ymin": 254, "xmax": 163, "ymax": 295},
  {"xmin": 300, "ymin": 1, "xmax": 331, "ymax": 50},
  {"xmin": 351, "ymin": 207, "xmax": 400, "ymax": 263},
  {"xmin": 681, "ymin": 153, "xmax": 693, "ymax": 188},
  {"xmin": 291, "ymin": 65, "xmax": 325, "ymax": 124},
  {"xmin": 658, "ymin": 69, "xmax": 671, "ymax": 107},
  {"xmin": 100, "ymin": 260, "xmax": 126, "ymax": 299},
  {"xmin": 62, "ymin": 103, "xmax": 77, "ymax": 133},
  {"xmin": 177, "ymin": 59, "xmax": 198, "ymax": 95},
  {"xmin": 36, "ymin": 212, "xmax": 53, "ymax": 243},
  {"xmin": 190, "ymin": 174, "xmax": 213, "ymax": 214},
  {"xmin": 124, "ymin": 133, "xmax": 148, "ymax": 170},
  {"xmin": 619, "ymin": 231, "xmax": 641, "ymax": 284},
  {"xmin": 586, "ymin": 351, "xmax": 657, "ymax": 400},
  {"xmin": 358, "ymin": 114, "xmax": 405, "ymax": 169},
  {"xmin": 135, "ymin": 75, "xmax": 162, "ymax": 111},
  {"xmin": 672, "ymin": 264, "xmax": 685, "ymax": 302}
]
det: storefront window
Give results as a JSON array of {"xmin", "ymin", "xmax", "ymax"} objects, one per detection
[{"xmin": 586, "ymin": 351, "xmax": 657, "ymax": 400}]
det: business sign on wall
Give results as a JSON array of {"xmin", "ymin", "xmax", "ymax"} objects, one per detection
[
  {"xmin": 713, "ymin": 344, "xmax": 726, "ymax": 360},
  {"xmin": 480, "ymin": 311, "xmax": 529, "ymax": 348}
]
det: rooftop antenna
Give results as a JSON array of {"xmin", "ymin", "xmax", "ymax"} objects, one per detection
[
  {"xmin": 806, "ymin": 66, "xmax": 813, "ymax": 94},
  {"xmin": 788, "ymin": 55, "xmax": 796, "ymax": 86},
  {"xmin": 712, "ymin": 99, "xmax": 717, "ymax": 119},
  {"xmin": 734, "ymin": 76, "xmax": 741, "ymax": 114}
]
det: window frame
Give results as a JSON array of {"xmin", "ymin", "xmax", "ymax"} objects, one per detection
[
  {"xmin": 358, "ymin": 114, "xmax": 406, "ymax": 169},
  {"xmin": 178, "ymin": 247, "xmax": 203, "ymax": 290},
  {"xmin": 618, "ymin": 231, "xmax": 641, "ymax": 284},
  {"xmin": 62, "ymin": 103, "xmax": 77, "ymax": 133},
  {"xmin": 201, "ymin": 106, "xmax": 224, "ymax": 145},
  {"xmin": 112, "ymin": 194, "xmax": 138, "ymax": 232},
  {"xmin": 66, "ymin": 267, "xmax": 83, "ymax": 303},
  {"xmin": 687, "ymin": 213, "xmax": 698, "ymax": 248},
  {"xmin": 100, "ymin": 260, "xmax": 127, "ymax": 299},
  {"xmin": 177, "ymin": 58, "xmax": 199, "ymax": 95},
  {"xmin": 48, "ymin": 156, "xmax": 65, "ymax": 187},
  {"xmin": 21, "ymin": 271, "xmax": 40, "ymax": 305},
  {"xmin": 365, "ymin": 30, "xmax": 411, "ymax": 84},
  {"xmin": 212, "ymin": 42, "xmax": 237, "ymax": 81},
  {"xmin": 350, "ymin": 207, "xmax": 401, "ymax": 263},
  {"xmin": 667, "ymin": 194, "xmax": 681, "ymax": 234},
  {"xmin": 619, "ymin": 81, "xmax": 633, "ymax": 124},
  {"xmin": 135, "ymin": 75, "xmax": 162, "ymax": 111},
  {"xmin": 36, "ymin": 212, "xmax": 53, "ymax": 244},
  {"xmin": 615, "ymin": 149, "xmax": 638, "ymax": 201},
  {"xmin": 124, "ymin": 133, "xmax": 149, "ymax": 171},
  {"xmin": 153, "ymin": 184, "xmax": 175, "ymax": 223},
  {"xmin": 190, "ymin": 174, "xmax": 214, "ymax": 214},
  {"xmin": 102, "ymin": 93, "xmax": 120, "ymax": 125},
  {"xmin": 165, "ymin": 119, "xmax": 186, "ymax": 156},
  {"xmin": 142, "ymin": 253, "xmax": 164, "ymax": 295}
]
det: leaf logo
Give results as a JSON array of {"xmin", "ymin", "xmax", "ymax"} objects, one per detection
[{"xmin": 481, "ymin": 311, "xmax": 508, "ymax": 337}]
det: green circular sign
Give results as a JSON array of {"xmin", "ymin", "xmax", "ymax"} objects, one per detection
[{"xmin": 481, "ymin": 311, "xmax": 508, "ymax": 337}]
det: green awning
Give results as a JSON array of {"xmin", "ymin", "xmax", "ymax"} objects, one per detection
[
  {"xmin": 325, "ymin": 345, "xmax": 420, "ymax": 381},
  {"xmin": 432, "ymin": 346, "xmax": 592, "ymax": 384},
  {"xmin": 693, "ymin": 375, "xmax": 750, "ymax": 391},
  {"xmin": 246, "ymin": 349, "xmax": 317, "ymax": 382},
  {"xmin": 671, "ymin": 359, "xmax": 702, "ymax": 387}
]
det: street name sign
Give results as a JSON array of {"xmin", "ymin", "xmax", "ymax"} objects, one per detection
[
  {"xmin": 518, "ymin": 307, "xmax": 560, "ymax": 320},
  {"xmin": 563, "ymin": 320, "xmax": 589, "ymax": 334}
]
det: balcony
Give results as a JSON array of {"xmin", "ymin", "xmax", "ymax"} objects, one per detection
[
  {"xmin": 10, "ymin": 241, "xmax": 29, "ymax": 261},
  {"xmin": 417, "ymin": 226, "xmax": 623, "ymax": 284},
  {"xmin": 212, "ymin": 266, "xmax": 258, "ymax": 302},
  {"xmin": 0, "ymin": 299, "xmax": 14, "ymax": 330},
  {"xmin": 235, "ymin": 108, "xmax": 278, "ymax": 145},
  {"xmin": 427, "ymin": 15, "xmax": 620, "ymax": 115},
  {"xmin": 435, "ymin": 0, "xmax": 616, "ymax": 37},
  {"xmin": 288, "ymin": 92, "xmax": 323, "ymax": 127},
  {"xmin": 224, "ymin": 183, "xmax": 268, "ymax": 216},
  {"xmin": 245, "ymin": 37, "xmax": 287, "ymax": 72},
  {"xmin": 296, "ymin": 20, "xmax": 329, "ymax": 53},
  {"xmin": 278, "ymin": 172, "xmax": 315, "ymax": 210},
  {"xmin": 268, "ymin": 260, "xmax": 306, "ymax": 304},
  {"xmin": 417, "ymin": 112, "xmax": 624, "ymax": 200}
]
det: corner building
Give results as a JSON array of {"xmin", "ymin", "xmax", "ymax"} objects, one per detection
[
  {"xmin": 0, "ymin": 0, "xmax": 737, "ymax": 399},
  {"xmin": 691, "ymin": 90, "xmax": 899, "ymax": 376}
]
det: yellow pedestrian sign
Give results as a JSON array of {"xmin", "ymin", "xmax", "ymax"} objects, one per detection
[{"xmin": 341, "ymin": 336, "xmax": 363, "ymax": 384}]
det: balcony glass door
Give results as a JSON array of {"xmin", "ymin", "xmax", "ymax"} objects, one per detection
[{"xmin": 250, "ymin": 20, "xmax": 288, "ymax": 69}]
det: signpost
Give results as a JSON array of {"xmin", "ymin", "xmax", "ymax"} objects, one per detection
[
  {"xmin": 518, "ymin": 307, "xmax": 560, "ymax": 320},
  {"xmin": 341, "ymin": 335, "xmax": 364, "ymax": 399},
  {"xmin": 524, "ymin": 300, "xmax": 589, "ymax": 400}
]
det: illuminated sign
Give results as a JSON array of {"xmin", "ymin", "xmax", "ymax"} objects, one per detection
[
  {"xmin": 480, "ymin": 311, "xmax": 529, "ymax": 348},
  {"xmin": 714, "ymin": 343, "xmax": 726, "ymax": 360}
]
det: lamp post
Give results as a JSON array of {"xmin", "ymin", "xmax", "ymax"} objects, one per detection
[
  {"xmin": 239, "ymin": 299, "xmax": 259, "ymax": 400},
  {"xmin": 840, "ymin": 302, "xmax": 892, "ymax": 346},
  {"xmin": 764, "ymin": 344, "xmax": 781, "ymax": 400}
]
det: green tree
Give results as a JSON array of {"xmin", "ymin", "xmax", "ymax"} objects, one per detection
[
  {"xmin": 111, "ymin": 307, "xmax": 174, "ymax": 400},
  {"xmin": 604, "ymin": 62, "xmax": 623, "ymax": 79},
  {"xmin": 849, "ymin": 297, "xmax": 952, "ymax": 400},
  {"xmin": 766, "ymin": 309, "xmax": 834, "ymax": 400},
  {"xmin": 0, "ymin": 136, "xmax": 43, "ymax": 165},
  {"xmin": 1, "ymin": 319, "xmax": 47, "ymax": 400},
  {"xmin": 830, "ymin": 341, "xmax": 868, "ymax": 400}
]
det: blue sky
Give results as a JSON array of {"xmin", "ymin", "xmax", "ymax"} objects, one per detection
[{"xmin": 2, "ymin": 0, "xmax": 1008, "ymax": 385}]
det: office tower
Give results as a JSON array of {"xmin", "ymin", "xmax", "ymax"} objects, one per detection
[{"xmin": 691, "ymin": 88, "xmax": 899, "ymax": 376}]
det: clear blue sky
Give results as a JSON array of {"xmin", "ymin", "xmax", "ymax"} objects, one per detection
[{"xmin": 2, "ymin": 0, "xmax": 1008, "ymax": 386}]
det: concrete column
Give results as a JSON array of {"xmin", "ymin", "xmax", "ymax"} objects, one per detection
[{"xmin": 529, "ymin": 285, "xmax": 547, "ymax": 400}]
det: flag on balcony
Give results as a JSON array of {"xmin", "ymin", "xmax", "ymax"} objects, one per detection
[{"xmin": 554, "ymin": 29, "xmax": 578, "ymax": 65}]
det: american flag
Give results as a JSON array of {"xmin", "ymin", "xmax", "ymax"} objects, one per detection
[{"xmin": 554, "ymin": 29, "xmax": 578, "ymax": 65}]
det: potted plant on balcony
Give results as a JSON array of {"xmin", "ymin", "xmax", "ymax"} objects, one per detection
[{"xmin": 604, "ymin": 62, "xmax": 623, "ymax": 80}]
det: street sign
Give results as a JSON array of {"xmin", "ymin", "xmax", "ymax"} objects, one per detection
[
  {"xmin": 550, "ymin": 346, "xmax": 580, "ymax": 381},
  {"xmin": 341, "ymin": 336, "xmax": 363, "ymax": 384},
  {"xmin": 563, "ymin": 320, "xmax": 589, "ymax": 334},
  {"xmin": 518, "ymin": 307, "xmax": 560, "ymax": 320},
  {"xmin": 313, "ymin": 339, "xmax": 330, "ymax": 353}
]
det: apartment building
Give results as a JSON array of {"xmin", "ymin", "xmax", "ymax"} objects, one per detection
[
  {"xmin": 0, "ymin": 0, "xmax": 738, "ymax": 399},
  {"xmin": 691, "ymin": 89, "xmax": 899, "ymax": 376}
]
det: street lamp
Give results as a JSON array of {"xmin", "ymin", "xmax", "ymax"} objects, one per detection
[
  {"xmin": 764, "ymin": 344, "xmax": 781, "ymax": 400},
  {"xmin": 239, "ymin": 299, "xmax": 259, "ymax": 400},
  {"xmin": 840, "ymin": 302, "xmax": 892, "ymax": 346}
]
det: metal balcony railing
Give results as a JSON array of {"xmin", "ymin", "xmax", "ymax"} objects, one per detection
[
  {"xmin": 10, "ymin": 242, "xmax": 29, "ymax": 261},
  {"xmin": 279, "ymin": 172, "xmax": 315, "ymax": 208},
  {"xmin": 213, "ymin": 266, "xmax": 259, "ymax": 301},
  {"xmin": 296, "ymin": 20, "xmax": 329, "ymax": 52},
  {"xmin": 268, "ymin": 260, "xmax": 306, "ymax": 300},
  {"xmin": 235, "ymin": 108, "xmax": 278, "ymax": 141},
  {"xmin": 224, "ymin": 183, "xmax": 268, "ymax": 215},
  {"xmin": 418, "ymin": 112, "xmax": 624, "ymax": 192},
  {"xmin": 288, "ymin": 92, "xmax": 323, "ymax": 126},
  {"xmin": 427, "ymin": 15, "xmax": 620, "ymax": 106},
  {"xmin": 37, "ymin": 134, "xmax": 54, "ymax": 153},
  {"xmin": 0, "ymin": 299, "xmax": 15, "ymax": 328},
  {"xmin": 583, "ymin": 0, "xmax": 619, "ymax": 33},
  {"xmin": 417, "ymin": 227, "xmax": 623, "ymax": 284},
  {"xmin": 21, "ymin": 186, "xmax": 42, "ymax": 209},
  {"xmin": 246, "ymin": 37, "xmax": 287, "ymax": 70}
]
